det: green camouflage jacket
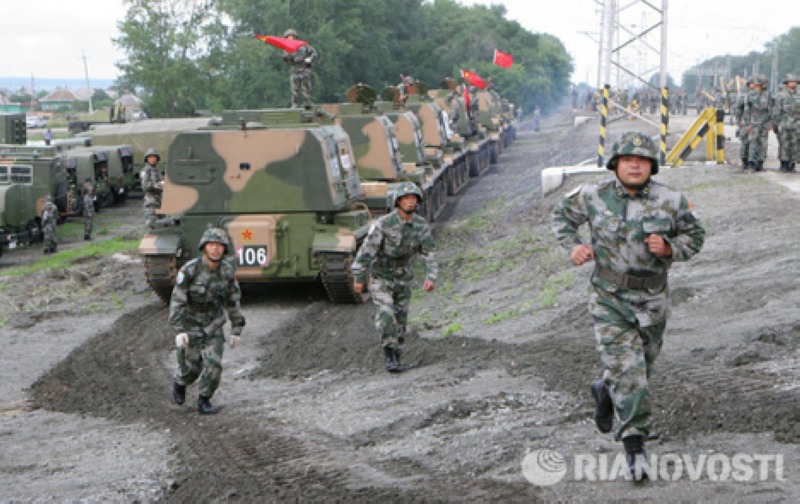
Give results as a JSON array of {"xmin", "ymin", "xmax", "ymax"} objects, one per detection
[
  {"xmin": 552, "ymin": 178, "xmax": 705, "ymax": 288},
  {"xmin": 169, "ymin": 257, "xmax": 246, "ymax": 337},
  {"xmin": 352, "ymin": 209, "xmax": 437, "ymax": 284}
]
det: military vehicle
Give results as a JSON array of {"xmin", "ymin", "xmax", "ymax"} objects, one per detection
[
  {"xmin": 382, "ymin": 81, "xmax": 471, "ymax": 198},
  {"xmin": 428, "ymin": 78, "xmax": 491, "ymax": 178},
  {"xmin": 474, "ymin": 88, "xmax": 505, "ymax": 164},
  {"xmin": 0, "ymin": 144, "xmax": 70, "ymax": 255},
  {"xmin": 81, "ymin": 118, "xmax": 217, "ymax": 178},
  {"xmin": 0, "ymin": 113, "xmax": 26, "ymax": 145},
  {"xmin": 320, "ymin": 84, "xmax": 449, "ymax": 221},
  {"xmin": 138, "ymin": 110, "xmax": 373, "ymax": 304},
  {"xmin": 60, "ymin": 144, "xmax": 135, "ymax": 211}
]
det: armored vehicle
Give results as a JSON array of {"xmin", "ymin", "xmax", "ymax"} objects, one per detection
[
  {"xmin": 428, "ymin": 78, "xmax": 491, "ymax": 178},
  {"xmin": 138, "ymin": 111, "xmax": 372, "ymax": 304},
  {"xmin": 0, "ymin": 145, "xmax": 70, "ymax": 255},
  {"xmin": 474, "ymin": 88, "xmax": 505, "ymax": 163},
  {"xmin": 82, "ymin": 118, "xmax": 216, "ymax": 179},
  {"xmin": 60, "ymin": 144, "xmax": 135, "ymax": 211},
  {"xmin": 382, "ymin": 81, "xmax": 470, "ymax": 197}
]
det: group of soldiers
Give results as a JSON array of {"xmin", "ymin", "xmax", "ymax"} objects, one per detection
[
  {"xmin": 733, "ymin": 73, "xmax": 800, "ymax": 172},
  {"xmin": 39, "ymin": 178, "xmax": 95, "ymax": 255}
]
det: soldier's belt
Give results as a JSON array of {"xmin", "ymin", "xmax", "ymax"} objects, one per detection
[
  {"xmin": 594, "ymin": 265, "xmax": 667, "ymax": 290},
  {"xmin": 380, "ymin": 256, "xmax": 409, "ymax": 268}
]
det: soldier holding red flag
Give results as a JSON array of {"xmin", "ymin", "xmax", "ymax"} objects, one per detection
[{"xmin": 282, "ymin": 29, "xmax": 318, "ymax": 109}]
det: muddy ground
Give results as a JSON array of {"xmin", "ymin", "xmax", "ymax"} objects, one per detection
[{"xmin": 0, "ymin": 107, "xmax": 797, "ymax": 501}]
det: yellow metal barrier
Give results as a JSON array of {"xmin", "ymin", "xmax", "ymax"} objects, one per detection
[{"xmin": 666, "ymin": 107, "xmax": 726, "ymax": 167}]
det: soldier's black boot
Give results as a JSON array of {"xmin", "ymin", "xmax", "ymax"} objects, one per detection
[
  {"xmin": 84, "ymin": 234, "xmax": 92, "ymax": 240},
  {"xmin": 755, "ymin": 161, "xmax": 764, "ymax": 172},
  {"xmin": 384, "ymin": 347, "xmax": 407, "ymax": 373},
  {"xmin": 590, "ymin": 379, "xmax": 614, "ymax": 433},
  {"xmin": 741, "ymin": 158, "xmax": 748, "ymax": 170},
  {"xmin": 197, "ymin": 395, "xmax": 220, "ymax": 415},
  {"xmin": 623, "ymin": 435, "xmax": 650, "ymax": 482},
  {"xmin": 383, "ymin": 346, "xmax": 397, "ymax": 372},
  {"xmin": 779, "ymin": 160, "xmax": 788, "ymax": 172},
  {"xmin": 172, "ymin": 382, "xmax": 186, "ymax": 405}
]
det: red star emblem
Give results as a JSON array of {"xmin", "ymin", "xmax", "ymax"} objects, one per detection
[{"xmin": 241, "ymin": 229, "xmax": 254, "ymax": 241}]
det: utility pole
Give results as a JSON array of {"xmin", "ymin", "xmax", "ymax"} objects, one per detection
[{"xmin": 82, "ymin": 51, "xmax": 94, "ymax": 114}]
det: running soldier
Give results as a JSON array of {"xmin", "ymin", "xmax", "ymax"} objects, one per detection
[
  {"xmin": 352, "ymin": 182, "xmax": 437, "ymax": 373},
  {"xmin": 552, "ymin": 132, "xmax": 705, "ymax": 481}
]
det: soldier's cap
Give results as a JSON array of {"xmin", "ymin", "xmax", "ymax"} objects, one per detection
[
  {"xmin": 284, "ymin": 28, "xmax": 297, "ymax": 38},
  {"xmin": 198, "ymin": 227, "xmax": 231, "ymax": 253},
  {"xmin": 144, "ymin": 148, "xmax": 160, "ymax": 161},
  {"xmin": 783, "ymin": 74, "xmax": 798, "ymax": 84},
  {"xmin": 606, "ymin": 131, "xmax": 659, "ymax": 175},
  {"xmin": 393, "ymin": 181, "xmax": 424, "ymax": 206}
]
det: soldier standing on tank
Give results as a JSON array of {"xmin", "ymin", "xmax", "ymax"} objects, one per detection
[
  {"xmin": 41, "ymin": 195, "xmax": 58, "ymax": 254},
  {"xmin": 282, "ymin": 29, "xmax": 318, "ymax": 109},
  {"xmin": 170, "ymin": 227, "xmax": 246, "ymax": 415},
  {"xmin": 551, "ymin": 132, "xmax": 705, "ymax": 481},
  {"xmin": 746, "ymin": 75, "xmax": 772, "ymax": 171},
  {"xmin": 140, "ymin": 148, "xmax": 163, "ymax": 228},
  {"xmin": 776, "ymin": 74, "xmax": 800, "ymax": 173},
  {"xmin": 352, "ymin": 182, "xmax": 437, "ymax": 373},
  {"xmin": 83, "ymin": 183, "xmax": 95, "ymax": 241}
]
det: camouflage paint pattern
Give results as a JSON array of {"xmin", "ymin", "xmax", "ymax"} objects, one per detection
[
  {"xmin": 552, "ymin": 177, "xmax": 705, "ymax": 440},
  {"xmin": 138, "ymin": 122, "xmax": 371, "ymax": 291},
  {"xmin": 60, "ymin": 145, "xmax": 135, "ymax": 210}
]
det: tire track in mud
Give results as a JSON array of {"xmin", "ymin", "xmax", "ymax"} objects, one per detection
[{"xmin": 27, "ymin": 303, "xmax": 542, "ymax": 499}]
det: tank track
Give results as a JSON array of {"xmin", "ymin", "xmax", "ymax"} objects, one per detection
[
  {"xmin": 144, "ymin": 255, "xmax": 180, "ymax": 304},
  {"xmin": 319, "ymin": 252, "xmax": 369, "ymax": 304}
]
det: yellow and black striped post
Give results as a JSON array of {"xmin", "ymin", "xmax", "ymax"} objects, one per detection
[
  {"xmin": 660, "ymin": 87, "xmax": 669, "ymax": 166},
  {"xmin": 598, "ymin": 84, "xmax": 610, "ymax": 167},
  {"xmin": 715, "ymin": 108, "xmax": 726, "ymax": 163}
]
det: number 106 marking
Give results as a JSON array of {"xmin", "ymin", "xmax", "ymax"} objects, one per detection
[{"xmin": 236, "ymin": 246, "xmax": 268, "ymax": 267}]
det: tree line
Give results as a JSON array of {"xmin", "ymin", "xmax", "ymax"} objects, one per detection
[{"xmin": 113, "ymin": 0, "xmax": 573, "ymax": 118}]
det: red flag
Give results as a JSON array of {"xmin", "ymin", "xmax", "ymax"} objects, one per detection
[
  {"xmin": 255, "ymin": 35, "xmax": 308, "ymax": 53},
  {"xmin": 493, "ymin": 49, "xmax": 514, "ymax": 69},
  {"xmin": 461, "ymin": 69, "xmax": 486, "ymax": 89}
]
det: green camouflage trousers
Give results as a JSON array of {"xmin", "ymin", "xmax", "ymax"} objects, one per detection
[
  {"xmin": 747, "ymin": 124, "xmax": 770, "ymax": 163},
  {"xmin": 738, "ymin": 126, "xmax": 750, "ymax": 162},
  {"xmin": 290, "ymin": 69, "xmax": 313, "ymax": 108},
  {"xmin": 369, "ymin": 276, "xmax": 412, "ymax": 349},
  {"xmin": 590, "ymin": 286, "xmax": 666, "ymax": 440},
  {"xmin": 778, "ymin": 127, "xmax": 798, "ymax": 162},
  {"xmin": 175, "ymin": 331, "xmax": 225, "ymax": 398}
]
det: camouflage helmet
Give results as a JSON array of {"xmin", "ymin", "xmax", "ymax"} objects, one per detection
[
  {"xmin": 198, "ymin": 227, "xmax": 231, "ymax": 253},
  {"xmin": 144, "ymin": 148, "xmax": 160, "ymax": 162},
  {"xmin": 783, "ymin": 74, "xmax": 798, "ymax": 84},
  {"xmin": 756, "ymin": 74, "xmax": 769, "ymax": 86},
  {"xmin": 606, "ymin": 131, "xmax": 659, "ymax": 175},
  {"xmin": 393, "ymin": 181, "xmax": 423, "ymax": 206},
  {"xmin": 45, "ymin": 194, "xmax": 53, "ymax": 202},
  {"xmin": 284, "ymin": 28, "xmax": 297, "ymax": 38}
]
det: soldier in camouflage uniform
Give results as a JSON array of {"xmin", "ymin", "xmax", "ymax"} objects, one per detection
[
  {"xmin": 41, "ymin": 195, "xmax": 58, "ymax": 254},
  {"xmin": 746, "ymin": 75, "xmax": 772, "ymax": 171},
  {"xmin": 775, "ymin": 74, "xmax": 800, "ymax": 172},
  {"xmin": 282, "ymin": 29, "xmax": 318, "ymax": 109},
  {"xmin": 734, "ymin": 77, "xmax": 757, "ymax": 169},
  {"xmin": 82, "ymin": 181, "xmax": 95, "ymax": 240},
  {"xmin": 552, "ymin": 132, "xmax": 705, "ymax": 480},
  {"xmin": 352, "ymin": 182, "xmax": 437, "ymax": 373},
  {"xmin": 170, "ymin": 227, "xmax": 246, "ymax": 414},
  {"xmin": 140, "ymin": 148, "xmax": 163, "ymax": 228}
]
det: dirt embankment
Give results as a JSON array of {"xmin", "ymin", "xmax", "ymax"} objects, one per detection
[{"xmin": 0, "ymin": 106, "xmax": 797, "ymax": 501}]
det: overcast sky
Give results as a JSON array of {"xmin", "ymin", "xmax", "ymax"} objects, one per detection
[{"xmin": 1, "ymin": 0, "xmax": 794, "ymax": 86}]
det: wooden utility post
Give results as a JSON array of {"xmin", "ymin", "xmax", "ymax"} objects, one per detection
[{"xmin": 82, "ymin": 51, "xmax": 94, "ymax": 114}]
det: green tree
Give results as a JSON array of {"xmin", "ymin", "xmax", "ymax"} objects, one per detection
[{"xmin": 114, "ymin": 0, "xmax": 229, "ymax": 117}]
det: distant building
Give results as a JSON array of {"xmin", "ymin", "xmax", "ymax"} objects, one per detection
[{"xmin": 40, "ymin": 88, "xmax": 80, "ymax": 111}]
